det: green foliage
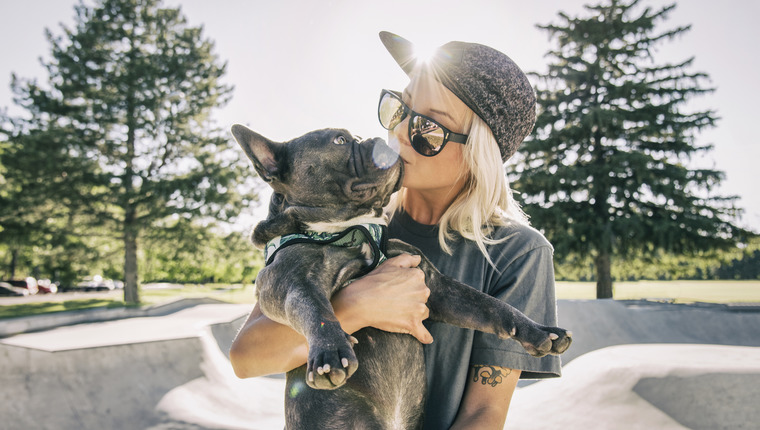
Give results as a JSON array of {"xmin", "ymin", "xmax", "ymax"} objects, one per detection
[
  {"xmin": 139, "ymin": 219, "xmax": 263, "ymax": 284},
  {"xmin": 1, "ymin": 0, "xmax": 259, "ymax": 302},
  {"xmin": 555, "ymin": 237, "xmax": 760, "ymax": 281},
  {"xmin": 514, "ymin": 0, "xmax": 756, "ymax": 297},
  {"xmin": 0, "ymin": 220, "xmax": 264, "ymax": 286}
]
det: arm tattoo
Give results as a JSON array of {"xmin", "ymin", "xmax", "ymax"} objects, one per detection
[{"xmin": 471, "ymin": 365, "xmax": 512, "ymax": 387}]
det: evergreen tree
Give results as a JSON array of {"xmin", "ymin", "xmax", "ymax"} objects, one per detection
[
  {"xmin": 4, "ymin": 0, "xmax": 256, "ymax": 303},
  {"xmin": 0, "ymin": 115, "xmax": 96, "ymax": 281},
  {"xmin": 514, "ymin": 0, "xmax": 753, "ymax": 298}
]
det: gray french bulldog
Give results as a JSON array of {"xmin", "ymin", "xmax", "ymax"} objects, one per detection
[{"xmin": 231, "ymin": 124, "xmax": 571, "ymax": 430}]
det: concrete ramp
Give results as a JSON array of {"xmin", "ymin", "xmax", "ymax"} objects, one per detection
[
  {"xmin": 0, "ymin": 303, "xmax": 252, "ymax": 430},
  {"xmin": 556, "ymin": 299, "xmax": 760, "ymax": 364},
  {"xmin": 156, "ymin": 326, "xmax": 286, "ymax": 430},
  {"xmin": 1, "ymin": 299, "xmax": 759, "ymax": 429},
  {"xmin": 507, "ymin": 344, "xmax": 760, "ymax": 430}
]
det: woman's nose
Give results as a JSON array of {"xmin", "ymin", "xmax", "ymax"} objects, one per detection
[{"xmin": 390, "ymin": 117, "xmax": 410, "ymax": 147}]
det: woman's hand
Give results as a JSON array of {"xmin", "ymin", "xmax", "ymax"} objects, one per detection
[{"xmin": 332, "ymin": 253, "xmax": 434, "ymax": 344}]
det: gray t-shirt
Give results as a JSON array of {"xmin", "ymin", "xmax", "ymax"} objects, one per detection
[{"xmin": 387, "ymin": 210, "xmax": 562, "ymax": 430}]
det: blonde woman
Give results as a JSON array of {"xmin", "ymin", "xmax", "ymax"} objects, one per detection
[{"xmin": 230, "ymin": 32, "xmax": 562, "ymax": 429}]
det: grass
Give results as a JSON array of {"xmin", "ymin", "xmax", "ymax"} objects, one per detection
[
  {"xmin": 1, "ymin": 280, "xmax": 758, "ymax": 320},
  {"xmin": 556, "ymin": 280, "xmax": 760, "ymax": 303},
  {"xmin": 0, "ymin": 283, "xmax": 256, "ymax": 319},
  {"xmin": 0, "ymin": 299, "xmax": 124, "ymax": 319},
  {"xmin": 139, "ymin": 283, "xmax": 256, "ymax": 305}
]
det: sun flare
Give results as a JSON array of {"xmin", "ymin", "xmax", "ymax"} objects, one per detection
[{"xmin": 412, "ymin": 41, "xmax": 440, "ymax": 65}]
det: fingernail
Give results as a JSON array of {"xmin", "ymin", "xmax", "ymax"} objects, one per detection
[
  {"xmin": 323, "ymin": 364, "xmax": 331, "ymax": 373},
  {"xmin": 550, "ymin": 333, "xmax": 559, "ymax": 340},
  {"xmin": 317, "ymin": 367, "xmax": 324, "ymax": 375},
  {"xmin": 342, "ymin": 358, "xmax": 349, "ymax": 367},
  {"xmin": 308, "ymin": 372, "xmax": 314, "ymax": 382}
]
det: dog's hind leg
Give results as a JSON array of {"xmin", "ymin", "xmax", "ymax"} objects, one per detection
[{"xmin": 285, "ymin": 366, "xmax": 410, "ymax": 430}]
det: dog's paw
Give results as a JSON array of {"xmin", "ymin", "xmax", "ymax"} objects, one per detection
[
  {"xmin": 306, "ymin": 334, "xmax": 359, "ymax": 390},
  {"xmin": 515, "ymin": 325, "xmax": 573, "ymax": 358}
]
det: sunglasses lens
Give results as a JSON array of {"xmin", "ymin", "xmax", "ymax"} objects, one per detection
[
  {"xmin": 410, "ymin": 115, "xmax": 445, "ymax": 155},
  {"xmin": 379, "ymin": 92, "xmax": 405, "ymax": 130}
]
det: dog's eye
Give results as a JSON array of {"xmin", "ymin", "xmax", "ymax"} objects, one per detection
[{"xmin": 333, "ymin": 135, "xmax": 347, "ymax": 145}]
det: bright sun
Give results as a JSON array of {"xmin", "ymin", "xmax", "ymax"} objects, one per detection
[
  {"xmin": 413, "ymin": 43, "xmax": 439, "ymax": 64},
  {"xmin": 410, "ymin": 35, "xmax": 443, "ymax": 64}
]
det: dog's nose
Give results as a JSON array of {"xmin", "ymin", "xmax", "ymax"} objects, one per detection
[{"xmin": 370, "ymin": 138, "xmax": 399, "ymax": 170}]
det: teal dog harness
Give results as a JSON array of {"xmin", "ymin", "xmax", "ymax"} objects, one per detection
[{"xmin": 264, "ymin": 224, "xmax": 389, "ymax": 275}]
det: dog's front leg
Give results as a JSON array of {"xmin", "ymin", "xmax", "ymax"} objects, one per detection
[
  {"xmin": 386, "ymin": 240, "xmax": 572, "ymax": 357},
  {"xmin": 256, "ymin": 265, "xmax": 359, "ymax": 390},
  {"xmin": 424, "ymin": 269, "xmax": 571, "ymax": 357}
]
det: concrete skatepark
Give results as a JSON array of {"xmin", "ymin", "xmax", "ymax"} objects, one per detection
[{"xmin": 1, "ymin": 298, "xmax": 759, "ymax": 429}]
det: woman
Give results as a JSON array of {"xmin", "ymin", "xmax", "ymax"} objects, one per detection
[{"xmin": 230, "ymin": 31, "xmax": 562, "ymax": 429}]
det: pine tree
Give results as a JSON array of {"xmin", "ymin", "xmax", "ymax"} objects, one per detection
[
  {"xmin": 514, "ymin": 0, "xmax": 753, "ymax": 298},
  {"xmin": 4, "ymin": 0, "xmax": 256, "ymax": 303}
]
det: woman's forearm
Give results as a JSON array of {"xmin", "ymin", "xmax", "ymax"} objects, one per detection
[
  {"xmin": 229, "ymin": 303, "xmax": 307, "ymax": 378},
  {"xmin": 229, "ymin": 295, "xmax": 370, "ymax": 379}
]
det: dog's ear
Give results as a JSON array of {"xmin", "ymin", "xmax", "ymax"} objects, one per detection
[{"xmin": 231, "ymin": 124, "xmax": 283, "ymax": 182}]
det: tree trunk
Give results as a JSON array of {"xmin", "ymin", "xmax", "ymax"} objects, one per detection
[
  {"xmin": 124, "ymin": 220, "xmax": 139, "ymax": 305},
  {"xmin": 9, "ymin": 249, "xmax": 18, "ymax": 279},
  {"xmin": 595, "ymin": 251, "xmax": 613, "ymax": 298},
  {"xmin": 590, "ymin": 119, "xmax": 614, "ymax": 299},
  {"xmin": 123, "ymin": 36, "xmax": 139, "ymax": 306}
]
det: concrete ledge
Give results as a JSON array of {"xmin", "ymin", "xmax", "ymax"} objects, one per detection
[{"xmin": 0, "ymin": 297, "xmax": 229, "ymax": 338}]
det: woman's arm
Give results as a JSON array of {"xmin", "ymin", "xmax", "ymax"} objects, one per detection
[
  {"xmin": 229, "ymin": 253, "xmax": 433, "ymax": 378},
  {"xmin": 449, "ymin": 366, "xmax": 521, "ymax": 430}
]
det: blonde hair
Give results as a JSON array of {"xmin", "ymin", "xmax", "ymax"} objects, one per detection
[{"xmin": 387, "ymin": 113, "xmax": 529, "ymax": 264}]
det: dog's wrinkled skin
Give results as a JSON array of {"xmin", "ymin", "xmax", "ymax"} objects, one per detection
[{"xmin": 231, "ymin": 124, "xmax": 571, "ymax": 430}]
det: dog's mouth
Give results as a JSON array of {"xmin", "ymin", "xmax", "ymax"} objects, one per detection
[{"xmin": 351, "ymin": 139, "xmax": 366, "ymax": 178}]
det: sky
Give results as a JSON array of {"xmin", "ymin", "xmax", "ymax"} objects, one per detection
[{"xmin": 1, "ymin": 0, "xmax": 758, "ymax": 232}]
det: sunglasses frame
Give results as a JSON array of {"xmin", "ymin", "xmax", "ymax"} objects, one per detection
[{"xmin": 378, "ymin": 89, "xmax": 468, "ymax": 157}]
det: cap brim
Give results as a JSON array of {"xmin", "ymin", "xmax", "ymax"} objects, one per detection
[{"xmin": 379, "ymin": 31, "xmax": 417, "ymax": 75}]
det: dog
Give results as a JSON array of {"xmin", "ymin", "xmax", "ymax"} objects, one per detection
[{"xmin": 231, "ymin": 124, "xmax": 571, "ymax": 429}]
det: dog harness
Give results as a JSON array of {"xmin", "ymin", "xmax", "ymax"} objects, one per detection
[{"xmin": 264, "ymin": 224, "xmax": 389, "ymax": 274}]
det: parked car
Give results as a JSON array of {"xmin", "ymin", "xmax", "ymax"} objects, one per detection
[
  {"xmin": 0, "ymin": 281, "xmax": 31, "ymax": 297},
  {"xmin": 36, "ymin": 279, "xmax": 59, "ymax": 294},
  {"xmin": 76, "ymin": 275, "xmax": 117, "ymax": 291},
  {"xmin": 0, "ymin": 278, "xmax": 39, "ymax": 295}
]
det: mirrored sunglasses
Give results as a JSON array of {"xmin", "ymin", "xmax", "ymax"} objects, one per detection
[{"xmin": 378, "ymin": 89, "xmax": 468, "ymax": 157}]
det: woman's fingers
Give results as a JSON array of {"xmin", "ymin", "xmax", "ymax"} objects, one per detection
[{"xmin": 383, "ymin": 253, "xmax": 422, "ymax": 269}]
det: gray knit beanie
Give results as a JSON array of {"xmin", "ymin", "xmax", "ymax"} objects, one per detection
[{"xmin": 379, "ymin": 31, "xmax": 536, "ymax": 161}]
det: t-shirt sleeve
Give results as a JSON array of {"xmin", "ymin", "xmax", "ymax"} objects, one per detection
[{"xmin": 470, "ymin": 244, "xmax": 562, "ymax": 379}]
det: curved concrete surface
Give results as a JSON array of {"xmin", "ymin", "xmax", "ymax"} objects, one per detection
[
  {"xmin": 555, "ymin": 299, "xmax": 760, "ymax": 364},
  {"xmin": 0, "ymin": 299, "xmax": 758, "ymax": 429},
  {"xmin": 509, "ymin": 344, "xmax": 760, "ymax": 430},
  {"xmin": 0, "ymin": 303, "xmax": 252, "ymax": 430}
]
